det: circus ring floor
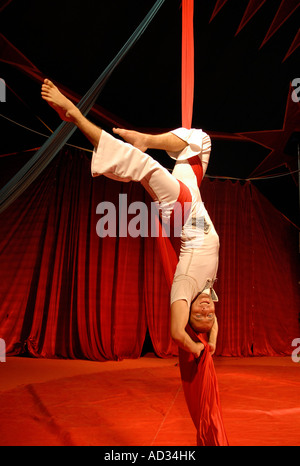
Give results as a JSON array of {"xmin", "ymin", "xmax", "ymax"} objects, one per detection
[{"xmin": 0, "ymin": 354, "xmax": 299, "ymax": 447}]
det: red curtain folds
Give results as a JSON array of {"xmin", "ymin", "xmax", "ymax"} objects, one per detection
[
  {"xmin": 0, "ymin": 151, "xmax": 149, "ymax": 360},
  {"xmin": 0, "ymin": 149, "xmax": 299, "ymax": 359},
  {"xmin": 181, "ymin": 0, "xmax": 194, "ymax": 129},
  {"xmin": 201, "ymin": 178, "xmax": 300, "ymax": 356}
]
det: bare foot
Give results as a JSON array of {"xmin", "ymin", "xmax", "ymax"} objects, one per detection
[
  {"xmin": 113, "ymin": 128, "xmax": 148, "ymax": 152},
  {"xmin": 41, "ymin": 79, "xmax": 80, "ymax": 122}
]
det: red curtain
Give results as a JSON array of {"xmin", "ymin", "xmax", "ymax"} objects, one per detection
[
  {"xmin": 201, "ymin": 178, "xmax": 300, "ymax": 356},
  {"xmin": 0, "ymin": 150, "xmax": 299, "ymax": 359}
]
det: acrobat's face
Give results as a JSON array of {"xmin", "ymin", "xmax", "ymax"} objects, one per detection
[{"xmin": 189, "ymin": 293, "xmax": 215, "ymax": 333}]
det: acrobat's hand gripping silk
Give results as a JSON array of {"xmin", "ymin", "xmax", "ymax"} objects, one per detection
[{"xmin": 179, "ymin": 325, "xmax": 229, "ymax": 446}]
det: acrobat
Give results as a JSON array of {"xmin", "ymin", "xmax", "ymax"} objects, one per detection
[{"xmin": 41, "ymin": 79, "xmax": 219, "ymax": 358}]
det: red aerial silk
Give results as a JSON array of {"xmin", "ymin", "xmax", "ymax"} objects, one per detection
[
  {"xmin": 181, "ymin": 0, "xmax": 194, "ymax": 129},
  {"xmin": 179, "ymin": 326, "xmax": 229, "ymax": 446},
  {"xmin": 153, "ymin": 2, "xmax": 228, "ymax": 444},
  {"xmin": 155, "ymin": 180, "xmax": 228, "ymax": 445},
  {"xmin": 156, "ymin": 228, "xmax": 229, "ymax": 446}
]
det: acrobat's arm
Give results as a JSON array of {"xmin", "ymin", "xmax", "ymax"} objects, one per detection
[
  {"xmin": 208, "ymin": 316, "xmax": 218, "ymax": 355},
  {"xmin": 113, "ymin": 128, "xmax": 187, "ymax": 153},
  {"xmin": 171, "ymin": 300, "xmax": 204, "ymax": 358}
]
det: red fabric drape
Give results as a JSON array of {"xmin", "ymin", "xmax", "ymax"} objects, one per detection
[
  {"xmin": 0, "ymin": 150, "xmax": 299, "ymax": 359},
  {"xmin": 179, "ymin": 326, "xmax": 228, "ymax": 446},
  {"xmin": 181, "ymin": 0, "xmax": 194, "ymax": 129},
  {"xmin": 180, "ymin": 0, "xmax": 228, "ymax": 445}
]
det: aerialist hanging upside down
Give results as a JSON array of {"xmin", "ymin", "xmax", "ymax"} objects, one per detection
[{"xmin": 41, "ymin": 78, "xmax": 220, "ymax": 359}]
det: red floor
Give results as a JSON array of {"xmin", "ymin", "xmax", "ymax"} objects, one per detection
[{"xmin": 0, "ymin": 354, "xmax": 299, "ymax": 446}]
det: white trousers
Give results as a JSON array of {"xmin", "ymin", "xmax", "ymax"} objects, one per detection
[{"xmin": 92, "ymin": 130, "xmax": 182, "ymax": 221}]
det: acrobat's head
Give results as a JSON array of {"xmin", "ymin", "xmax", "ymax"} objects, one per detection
[{"xmin": 189, "ymin": 292, "xmax": 215, "ymax": 334}]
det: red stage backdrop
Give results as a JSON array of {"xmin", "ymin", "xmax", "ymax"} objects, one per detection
[{"xmin": 0, "ymin": 149, "xmax": 299, "ymax": 359}]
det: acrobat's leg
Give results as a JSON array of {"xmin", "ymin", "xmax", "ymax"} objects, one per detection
[
  {"xmin": 41, "ymin": 79, "xmax": 102, "ymax": 148},
  {"xmin": 91, "ymin": 130, "xmax": 182, "ymax": 210},
  {"xmin": 41, "ymin": 79, "xmax": 182, "ymax": 212}
]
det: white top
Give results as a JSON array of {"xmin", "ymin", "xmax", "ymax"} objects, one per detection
[
  {"xmin": 167, "ymin": 128, "xmax": 211, "ymax": 193},
  {"xmin": 167, "ymin": 128, "xmax": 204, "ymax": 159},
  {"xmin": 167, "ymin": 127, "xmax": 211, "ymax": 164}
]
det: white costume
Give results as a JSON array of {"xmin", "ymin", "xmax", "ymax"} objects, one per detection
[{"xmin": 91, "ymin": 128, "xmax": 219, "ymax": 308}]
